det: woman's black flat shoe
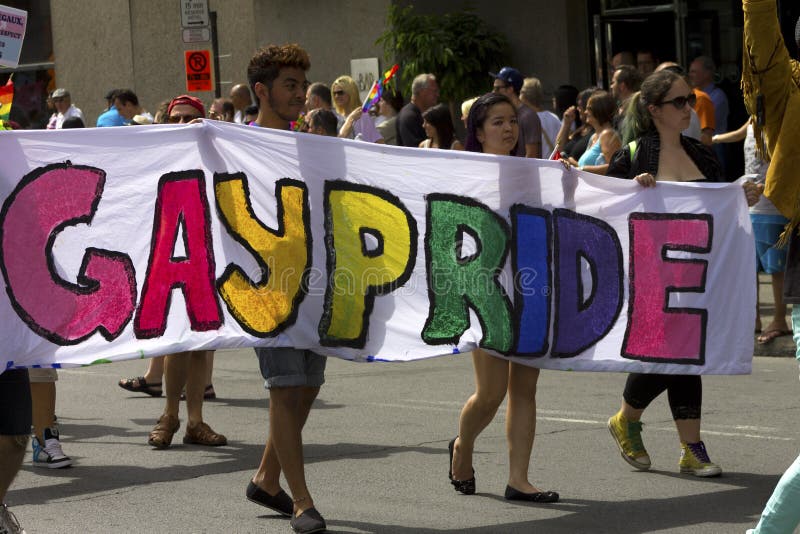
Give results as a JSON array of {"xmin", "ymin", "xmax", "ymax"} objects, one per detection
[
  {"xmin": 504, "ymin": 485, "xmax": 559, "ymax": 503},
  {"xmin": 448, "ymin": 437, "xmax": 476, "ymax": 495}
]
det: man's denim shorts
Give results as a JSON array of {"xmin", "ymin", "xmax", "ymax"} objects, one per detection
[{"xmin": 256, "ymin": 347, "xmax": 326, "ymax": 389}]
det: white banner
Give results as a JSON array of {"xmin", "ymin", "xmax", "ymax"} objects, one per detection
[{"xmin": 0, "ymin": 122, "xmax": 755, "ymax": 374}]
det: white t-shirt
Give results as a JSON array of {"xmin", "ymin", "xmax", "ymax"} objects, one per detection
[
  {"xmin": 48, "ymin": 105, "xmax": 84, "ymax": 129},
  {"xmin": 745, "ymin": 123, "xmax": 780, "ymax": 215},
  {"xmin": 538, "ymin": 110, "xmax": 562, "ymax": 157}
]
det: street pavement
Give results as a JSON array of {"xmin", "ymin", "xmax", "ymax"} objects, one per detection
[{"xmin": 7, "ymin": 343, "xmax": 800, "ymax": 533}]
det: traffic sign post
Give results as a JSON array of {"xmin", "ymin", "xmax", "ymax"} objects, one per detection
[
  {"xmin": 180, "ymin": 0, "xmax": 209, "ymax": 28},
  {"xmin": 180, "ymin": 0, "xmax": 210, "ymax": 43},
  {"xmin": 184, "ymin": 49, "xmax": 212, "ymax": 92},
  {"xmin": 182, "ymin": 27, "xmax": 210, "ymax": 43}
]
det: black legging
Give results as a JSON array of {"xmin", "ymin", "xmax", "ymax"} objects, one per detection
[{"xmin": 623, "ymin": 373, "xmax": 702, "ymax": 420}]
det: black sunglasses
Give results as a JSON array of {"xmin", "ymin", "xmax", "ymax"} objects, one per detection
[
  {"xmin": 168, "ymin": 114, "xmax": 202, "ymax": 123},
  {"xmin": 657, "ymin": 93, "xmax": 697, "ymax": 109}
]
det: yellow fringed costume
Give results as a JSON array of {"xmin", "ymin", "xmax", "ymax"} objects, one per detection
[{"xmin": 742, "ymin": 0, "xmax": 800, "ymax": 236}]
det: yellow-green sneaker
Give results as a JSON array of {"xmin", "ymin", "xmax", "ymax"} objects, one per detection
[
  {"xmin": 679, "ymin": 441, "xmax": 722, "ymax": 477},
  {"xmin": 607, "ymin": 412, "xmax": 651, "ymax": 470}
]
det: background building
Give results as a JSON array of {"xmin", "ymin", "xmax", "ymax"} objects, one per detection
[{"xmin": 1, "ymin": 0, "xmax": 798, "ymax": 131}]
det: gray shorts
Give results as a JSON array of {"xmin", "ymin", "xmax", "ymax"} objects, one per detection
[
  {"xmin": 28, "ymin": 368, "xmax": 58, "ymax": 382},
  {"xmin": 0, "ymin": 369, "xmax": 32, "ymax": 436},
  {"xmin": 256, "ymin": 347, "xmax": 326, "ymax": 389}
]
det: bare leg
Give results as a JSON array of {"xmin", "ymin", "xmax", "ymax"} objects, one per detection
[
  {"xmin": 451, "ymin": 349, "xmax": 509, "ymax": 482},
  {"xmin": 0, "ymin": 435, "xmax": 26, "ymax": 503},
  {"xmin": 764, "ymin": 272, "xmax": 789, "ymax": 332},
  {"xmin": 252, "ymin": 437, "xmax": 283, "ymax": 495},
  {"xmin": 674, "ymin": 418, "xmax": 701, "ymax": 444},
  {"xmin": 162, "ymin": 352, "xmax": 190, "ymax": 419},
  {"xmin": 252, "ymin": 386, "xmax": 317, "ymax": 496},
  {"xmin": 205, "ymin": 352, "xmax": 214, "ymax": 388},
  {"xmin": 506, "ymin": 363, "xmax": 541, "ymax": 493},
  {"xmin": 185, "ymin": 351, "xmax": 209, "ymax": 427},
  {"xmin": 30, "ymin": 382, "xmax": 56, "ymax": 442},
  {"xmin": 755, "ymin": 274, "xmax": 762, "ymax": 332},
  {"xmin": 144, "ymin": 356, "xmax": 165, "ymax": 383},
  {"xmin": 268, "ymin": 386, "xmax": 320, "ymax": 516},
  {"xmin": 620, "ymin": 400, "xmax": 645, "ymax": 422}
]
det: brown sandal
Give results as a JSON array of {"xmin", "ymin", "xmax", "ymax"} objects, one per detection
[
  {"xmin": 183, "ymin": 422, "xmax": 227, "ymax": 446},
  {"xmin": 148, "ymin": 414, "xmax": 180, "ymax": 449}
]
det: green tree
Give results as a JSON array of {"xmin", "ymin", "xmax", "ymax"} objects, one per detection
[{"xmin": 376, "ymin": 5, "xmax": 510, "ymax": 105}]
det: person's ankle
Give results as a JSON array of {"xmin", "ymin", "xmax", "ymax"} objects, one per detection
[
  {"xmin": 251, "ymin": 474, "xmax": 281, "ymax": 495},
  {"xmin": 293, "ymin": 495, "xmax": 314, "ymax": 515},
  {"xmin": 619, "ymin": 410, "xmax": 640, "ymax": 422},
  {"xmin": 186, "ymin": 418, "xmax": 203, "ymax": 428}
]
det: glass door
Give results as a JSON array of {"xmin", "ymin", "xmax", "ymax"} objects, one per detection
[{"xmin": 593, "ymin": 1, "xmax": 685, "ymax": 88}]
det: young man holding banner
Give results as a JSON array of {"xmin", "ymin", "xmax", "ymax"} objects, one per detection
[{"xmin": 241, "ymin": 43, "xmax": 327, "ymax": 534}]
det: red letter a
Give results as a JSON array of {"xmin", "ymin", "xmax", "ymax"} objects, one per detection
[{"xmin": 134, "ymin": 171, "xmax": 221, "ymax": 338}]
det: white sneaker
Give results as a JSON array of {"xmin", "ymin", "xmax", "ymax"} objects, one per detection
[
  {"xmin": 0, "ymin": 503, "xmax": 25, "ymax": 534},
  {"xmin": 32, "ymin": 427, "xmax": 72, "ymax": 469}
]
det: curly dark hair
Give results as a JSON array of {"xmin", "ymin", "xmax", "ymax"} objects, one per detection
[{"xmin": 247, "ymin": 44, "xmax": 311, "ymax": 94}]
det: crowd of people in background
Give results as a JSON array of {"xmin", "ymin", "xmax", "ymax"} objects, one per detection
[
  {"xmin": 26, "ymin": 45, "xmax": 744, "ymax": 184},
  {"xmin": 1, "ymin": 4, "xmax": 799, "ymax": 530}
]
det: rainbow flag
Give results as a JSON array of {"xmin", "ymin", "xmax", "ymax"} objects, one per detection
[
  {"xmin": 361, "ymin": 64, "xmax": 399, "ymax": 112},
  {"xmin": 0, "ymin": 79, "xmax": 13, "ymax": 122}
]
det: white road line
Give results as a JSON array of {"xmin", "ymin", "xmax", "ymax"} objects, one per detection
[
  {"xmin": 681, "ymin": 429, "xmax": 792, "ymax": 441},
  {"xmin": 377, "ymin": 401, "xmax": 796, "ymax": 441},
  {"xmin": 540, "ymin": 416, "xmax": 599, "ymax": 425}
]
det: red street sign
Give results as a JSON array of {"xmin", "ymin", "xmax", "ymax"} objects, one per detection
[{"xmin": 184, "ymin": 50, "xmax": 212, "ymax": 92}]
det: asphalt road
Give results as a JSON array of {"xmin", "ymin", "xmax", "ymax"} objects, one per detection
[{"xmin": 7, "ymin": 349, "xmax": 800, "ymax": 533}]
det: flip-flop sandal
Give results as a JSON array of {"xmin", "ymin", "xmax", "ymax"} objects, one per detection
[
  {"xmin": 118, "ymin": 376, "xmax": 163, "ymax": 397},
  {"xmin": 756, "ymin": 329, "xmax": 793, "ymax": 345}
]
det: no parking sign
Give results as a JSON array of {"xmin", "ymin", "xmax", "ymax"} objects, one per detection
[{"xmin": 184, "ymin": 49, "xmax": 212, "ymax": 92}]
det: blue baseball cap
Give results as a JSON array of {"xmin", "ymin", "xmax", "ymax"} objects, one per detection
[{"xmin": 489, "ymin": 67, "xmax": 524, "ymax": 94}]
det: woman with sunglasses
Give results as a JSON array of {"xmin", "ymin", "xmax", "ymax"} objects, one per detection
[
  {"xmin": 604, "ymin": 69, "xmax": 761, "ymax": 478},
  {"xmin": 330, "ymin": 76, "xmax": 360, "ymax": 118},
  {"xmin": 448, "ymin": 92, "xmax": 559, "ymax": 504}
]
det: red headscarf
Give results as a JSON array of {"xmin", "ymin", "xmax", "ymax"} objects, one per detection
[{"xmin": 167, "ymin": 95, "xmax": 205, "ymax": 117}]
